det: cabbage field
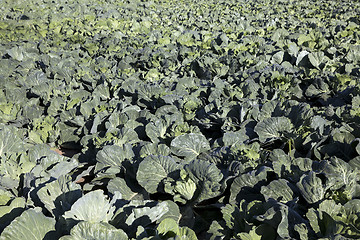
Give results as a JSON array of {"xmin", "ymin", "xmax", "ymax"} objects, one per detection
[{"xmin": 0, "ymin": 0, "xmax": 360, "ymax": 239}]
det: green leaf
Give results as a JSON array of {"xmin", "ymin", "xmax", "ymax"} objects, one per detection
[
  {"xmin": 0, "ymin": 124, "xmax": 25, "ymax": 157},
  {"xmin": 59, "ymin": 221, "xmax": 128, "ymax": 240},
  {"xmin": 298, "ymin": 34, "xmax": 312, "ymax": 46},
  {"xmin": 306, "ymin": 200, "xmax": 341, "ymax": 237},
  {"xmin": 207, "ymin": 220, "xmax": 226, "ymax": 240},
  {"xmin": 296, "ymin": 50, "xmax": 309, "ymax": 66},
  {"xmin": 63, "ymin": 190, "xmax": 120, "ymax": 223},
  {"xmin": 184, "ymin": 159, "xmax": 223, "ymax": 203},
  {"xmin": 178, "ymin": 226, "xmax": 198, "ymax": 240},
  {"xmin": 170, "ymin": 133, "xmax": 210, "ymax": 160},
  {"xmin": 255, "ymin": 201, "xmax": 308, "ymax": 239},
  {"xmin": 297, "ymin": 171, "xmax": 325, "ymax": 204},
  {"xmin": 0, "ymin": 189, "xmax": 13, "ymax": 206},
  {"xmin": 0, "ymin": 208, "xmax": 56, "ymax": 240},
  {"xmin": 108, "ymin": 177, "xmax": 145, "ymax": 201},
  {"xmin": 230, "ymin": 167, "xmax": 271, "ymax": 204},
  {"xmin": 222, "ymin": 130, "xmax": 248, "ymax": 147},
  {"xmin": 261, "ymin": 179, "xmax": 296, "ymax": 203},
  {"xmin": 156, "ymin": 200, "xmax": 181, "ymax": 224},
  {"xmin": 112, "ymin": 200, "xmax": 169, "ymax": 233},
  {"xmin": 268, "ymin": 149, "xmax": 291, "ymax": 177},
  {"xmin": 310, "ymin": 115, "xmax": 329, "ymax": 135},
  {"xmin": 0, "ymin": 197, "xmax": 25, "ymax": 232},
  {"xmin": 287, "ymin": 42, "xmax": 299, "ymax": 57},
  {"xmin": 139, "ymin": 143, "xmax": 171, "ymax": 158},
  {"xmin": 145, "ymin": 119, "xmax": 168, "ymax": 143},
  {"xmin": 307, "ymin": 199, "xmax": 360, "ymax": 238},
  {"xmin": 136, "ymin": 155, "xmax": 180, "ymax": 194},
  {"xmin": 102, "ymin": 127, "xmax": 139, "ymax": 147},
  {"xmin": 95, "ymin": 144, "xmax": 134, "ymax": 172},
  {"xmin": 6, "ymin": 46, "xmax": 24, "ymax": 61},
  {"xmin": 57, "ymin": 122, "xmax": 81, "ymax": 148},
  {"xmin": 307, "ymin": 209, "xmax": 337, "ymax": 237},
  {"xmin": 308, "ymin": 51, "xmax": 326, "ymax": 69},
  {"xmin": 271, "ymin": 51, "xmax": 284, "ymax": 64},
  {"xmin": 36, "ymin": 175, "xmax": 82, "ymax": 218},
  {"xmin": 221, "ymin": 203, "xmax": 247, "ymax": 235},
  {"xmin": 345, "ymin": 45, "xmax": 360, "ymax": 63},
  {"xmin": 254, "ymin": 117, "xmax": 293, "ymax": 143},
  {"xmin": 336, "ymin": 199, "xmax": 360, "ymax": 237},
  {"xmin": 237, "ymin": 224, "xmax": 275, "ymax": 240},
  {"xmin": 321, "ymin": 157, "xmax": 357, "ymax": 192},
  {"xmin": 157, "ymin": 218, "xmax": 180, "ymax": 237},
  {"xmin": 174, "ymin": 175, "xmax": 197, "ymax": 201},
  {"xmin": 350, "ymin": 96, "xmax": 360, "ymax": 117},
  {"xmin": 294, "ymin": 223, "xmax": 310, "ymax": 240}
]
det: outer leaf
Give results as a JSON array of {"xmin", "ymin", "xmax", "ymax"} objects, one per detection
[
  {"xmin": 271, "ymin": 51, "xmax": 284, "ymax": 64},
  {"xmin": 206, "ymin": 220, "xmax": 226, "ymax": 240},
  {"xmin": 307, "ymin": 199, "xmax": 360, "ymax": 238},
  {"xmin": 306, "ymin": 208, "xmax": 337, "ymax": 238},
  {"xmin": 310, "ymin": 115, "xmax": 329, "ymax": 135},
  {"xmin": 105, "ymin": 127, "xmax": 139, "ymax": 146},
  {"xmin": 287, "ymin": 42, "xmax": 299, "ymax": 56},
  {"xmin": 0, "ymin": 189, "xmax": 13, "ymax": 206},
  {"xmin": 139, "ymin": 143, "xmax": 171, "ymax": 158},
  {"xmin": 268, "ymin": 149, "xmax": 291, "ymax": 177}
]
